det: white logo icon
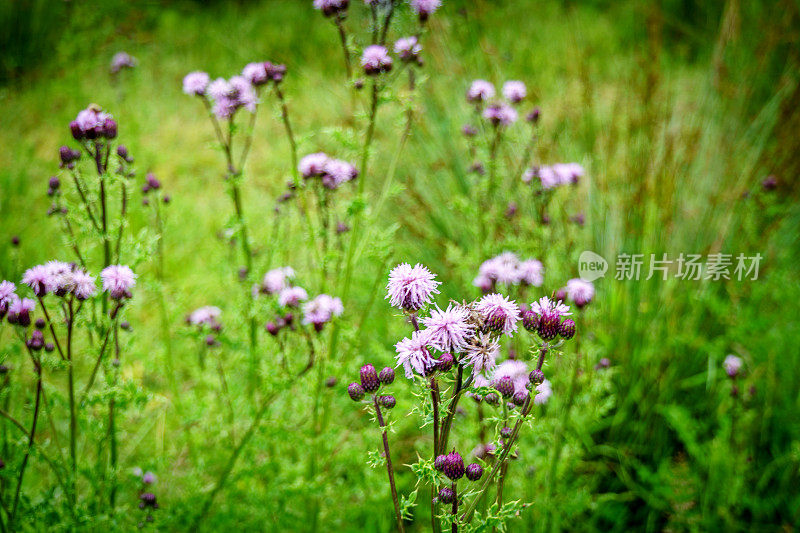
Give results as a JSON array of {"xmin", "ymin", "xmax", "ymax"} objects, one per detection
[{"xmin": 578, "ymin": 251, "xmax": 607, "ymax": 281}]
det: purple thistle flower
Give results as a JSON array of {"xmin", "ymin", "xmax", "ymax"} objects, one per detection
[
  {"xmin": 0, "ymin": 281, "xmax": 16, "ymax": 319},
  {"xmin": 466, "ymin": 80, "xmax": 495, "ymax": 103},
  {"xmin": 188, "ymin": 306, "xmax": 222, "ymax": 327},
  {"xmin": 22, "ymin": 265, "xmax": 51, "ymax": 297},
  {"xmin": 493, "ymin": 376, "xmax": 514, "ymax": 399},
  {"xmin": 474, "ymin": 293, "xmax": 521, "ymax": 336},
  {"xmin": 410, "ymin": 0, "xmax": 441, "ymax": 20},
  {"xmin": 492, "ymin": 359, "xmax": 529, "ymax": 394},
  {"xmin": 261, "ymin": 267, "xmax": 295, "ymax": 294},
  {"xmin": 361, "ymin": 45, "xmax": 393, "ymax": 75},
  {"xmin": 6, "ymin": 297, "xmax": 35, "ymax": 327},
  {"xmin": 142, "ymin": 471, "xmax": 156, "ymax": 485},
  {"xmin": 242, "ymin": 62, "xmax": 269, "ymax": 86},
  {"xmin": 207, "ymin": 78, "xmax": 231, "ymax": 100},
  {"xmin": 443, "ymin": 451, "xmax": 465, "ymax": 480},
  {"xmin": 348, "ymin": 382, "xmax": 365, "ymax": 401},
  {"xmin": 566, "ymin": 278, "xmax": 595, "ymax": 308},
  {"xmin": 560, "ymin": 319, "xmax": 576, "ymax": 339},
  {"xmin": 434, "ymin": 454, "xmax": 447, "ymax": 471},
  {"xmin": 530, "ymin": 296, "xmax": 571, "ymax": 319},
  {"xmin": 72, "ymin": 106, "xmax": 115, "ymax": 140},
  {"xmin": 360, "ymin": 364, "xmax": 380, "ymax": 392},
  {"xmin": 438, "ymin": 487, "xmax": 455, "ymax": 504},
  {"xmin": 395, "ymin": 329, "xmax": 436, "ymax": 379},
  {"xmin": 394, "ymin": 36, "xmax": 422, "ymax": 63},
  {"xmin": 436, "ymin": 352, "xmax": 454, "ymax": 372},
  {"xmin": 386, "ymin": 263, "xmax": 441, "ymax": 311},
  {"xmin": 321, "ymin": 159, "xmax": 358, "ymax": 189},
  {"xmin": 552, "ymin": 162, "xmax": 584, "ymax": 185},
  {"xmin": 534, "ymin": 379, "xmax": 552, "ymax": 405},
  {"xmin": 379, "ymin": 395, "xmax": 396, "ymax": 409},
  {"xmin": 183, "ymin": 71, "xmax": 210, "ymax": 96},
  {"xmin": 462, "ymin": 331, "xmax": 499, "ymax": 375},
  {"xmin": 476, "ymin": 252, "xmax": 520, "ymax": 288},
  {"xmin": 517, "ymin": 259, "xmax": 544, "ymax": 287},
  {"xmin": 71, "ymin": 270, "xmax": 97, "ymax": 300},
  {"xmin": 379, "ymin": 367, "xmax": 395, "ymax": 384},
  {"xmin": 110, "ymin": 51, "xmax": 136, "ymax": 74},
  {"xmin": 465, "ymin": 463, "xmax": 483, "ymax": 481},
  {"xmin": 299, "ymin": 152, "xmax": 329, "ymax": 178},
  {"xmin": 313, "ymin": 0, "xmax": 349, "ymax": 17},
  {"xmin": 483, "ymin": 102, "xmax": 518, "ymax": 127},
  {"xmin": 422, "ymin": 304, "xmax": 474, "ymax": 353},
  {"xmin": 724, "ymin": 355, "xmax": 743, "ymax": 378},
  {"xmin": 278, "ymin": 286, "xmax": 308, "ymax": 308},
  {"xmin": 302, "ymin": 294, "xmax": 344, "ymax": 327},
  {"xmin": 101, "ymin": 265, "xmax": 136, "ymax": 300},
  {"xmin": 44, "ymin": 261, "xmax": 75, "ymax": 296},
  {"xmin": 502, "ymin": 80, "xmax": 526, "ymax": 103}
]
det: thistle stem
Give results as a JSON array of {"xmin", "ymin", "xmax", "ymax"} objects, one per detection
[{"xmin": 374, "ymin": 395, "xmax": 405, "ymax": 533}]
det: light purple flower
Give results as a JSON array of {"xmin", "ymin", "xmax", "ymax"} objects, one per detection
[
  {"xmin": 261, "ymin": 267, "xmax": 295, "ymax": 294},
  {"xmin": 522, "ymin": 167, "xmax": 536, "ymax": 184},
  {"xmin": 477, "ymin": 252, "xmax": 520, "ymax": 287},
  {"xmin": 422, "ymin": 304, "xmax": 474, "ymax": 352},
  {"xmin": 483, "ymin": 103, "xmax": 517, "ymax": 127},
  {"xmin": 321, "ymin": 159, "xmax": 358, "ymax": 189},
  {"xmin": 279, "ymin": 286, "xmax": 308, "ymax": 308},
  {"xmin": 517, "ymin": 259, "xmax": 544, "ymax": 287},
  {"xmin": 299, "ymin": 152, "xmax": 329, "ymax": 178},
  {"xmin": 313, "ymin": 0, "xmax": 349, "ymax": 16},
  {"xmin": 71, "ymin": 270, "xmax": 97, "ymax": 300},
  {"xmin": 302, "ymin": 294, "xmax": 343, "ymax": 326},
  {"xmin": 395, "ymin": 329, "xmax": 436, "ymax": 378},
  {"xmin": 492, "ymin": 359, "xmax": 529, "ymax": 394},
  {"xmin": 188, "ymin": 306, "xmax": 222, "ymax": 327},
  {"xmin": 552, "ymin": 162, "xmax": 584, "ymax": 185},
  {"xmin": 22, "ymin": 265, "xmax": 51, "ymax": 297},
  {"xmin": 110, "ymin": 52, "xmax": 136, "ymax": 74},
  {"xmin": 474, "ymin": 293, "xmax": 521, "ymax": 336},
  {"xmin": 394, "ymin": 37, "xmax": 421, "ymax": 62},
  {"xmin": 6, "ymin": 297, "xmax": 35, "ymax": 326},
  {"xmin": 207, "ymin": 78, "xmax": 231, "ymax": 100},
  {"xmin": 229, "ymin": 76, "xmax": 258, "ymax": 113},
  {"xmin": 142, "ymin": 471, "xmax": 156, "ymax": 485},
  {"xmin": 724, "ymin": 355, "xmax": 742, "ymax": 378},
  {"xmin": 242, "ymin": 62, "xmax": 269, "ymax": 86},
  {"xmin": 534, "ymin": 379, "xmax": 552, "ymax": 405},
  {"xmin": 566, "ymin": 278, "xmax": 594, "ymax": 307},
  {"xmin": 183, "ymin": 71, "xmax": 210, "ymax": 96},
  {"xmin": 44, "ymin": 261, "xmax": 74, "ymax": 295},
  {"xmin": 101, "ymin": 265, "xmax": 136, "ymax": 300},
  {"xmin": 502, "ymin": 80, "xmax": 526, "ymax": 103},
  {"xmin": 0, "ymin": 281, "xmax": 16, "ymax": 317},
  {"xmin": 537, "ymin": 166, "xmax": 560, "ymax": 189},
  {"xmin": 466, "ymin": 80, "xmax": 495, "ymax": 103},
  {"xmin": 530, "ymin": 296, "xmax": 571, "ymax": 318},
  {"xmin": 361, "ymin": 45, "xmax": 393, "ymax": 75},
  {"xmin": 386, "ymin": 263, "xmax": 440, "ymax": 311},
  {"xmin": 410, "ymin": 0, "xmax": 441, "ymax": 18},
  {"xmin": 462, "ymin": 332, "xmax": 499, "ymax": 375}
]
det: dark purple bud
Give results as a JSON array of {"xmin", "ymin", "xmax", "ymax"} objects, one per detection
[
  {"xmin": 265, "ymin": 322, "xmax": 280, "ymax": 336},
  {"xmin": 443, "ymin": 451, "xmax": 465, "ymax": 480},
  {"xmin": 522, "ymin": 310, "xmax": 540, "ymax": 332},
  {"xmin": 205, "ymin": 335, "xmax": 217, "ymax": 346},
  {"xmin": 437, "ymin": 353, "xmax": 454, "ymax": 372},
  {"xmin": 434, "ymin": 454, "xmax": 447, "ymax": 471},
  {"xmin": 465, "ymin": 463, "xmax": 483, "ymax": 481},
  {"xmin": 102, "ymin": 118, "xmax": 117, "ymax": 139},
  {"xmin": 35, "ymin": 318, "xmax": 46, "ymax": 330},
  {"xmin": 11, "ymin": 236, "xmax": 19, "ymax": 247},
  {"xmin": 26, "ymin": 330, "xmax": 45, "ymax": 351},
  {"xmin": 0, "ymin": 364, "xmax": 8, "ymax": 374},
  {"xmin": 48, "ymin": 176, "xmax": 60, "ymax": 190},
  {"xmin": 762, "ymin": 175, "xmax": 778, "ymax": 191},
  {"xmin": 45, "ymin": 343, "xmax": 55, "ymax": 353},
  {"xmin": 283, "ymin": 312, "xmax": 294, "ymax": 326},
  {"xmin": 529, "ymin": 369, "xmax": 545, "ymax": 386},
  {"xmin": 500, "ymin": 426, "xmax": 513, "ymax": 439},
  {"xmin": 379, "ymin": 395, "xmax": 396, "ymax": 409},
  {"xmin": 538, "ymin": 310, "xmax": 560, "ymax": 341},
  {"xmin": 141, "ymin": 198, "xmax": 149, "ymax": 206},
  {"xmin": 336, "ymin": 222, "xmax": 350, "ymax": 234},
  {"xmin": 360, "ymin": 364, "xmax": 380, "ymax": 392},
  {"xmin": 354, "ymin": 79, "xmax": 364, "ymax": 90},
  {"xmin": 484, "ymin": 392, "xmax": 499, "ymax": 405},
  {"xmin": 438, "ymin": 487, "xmax": 455, "ymax": 504},
  {"xmin": 492, "ymin": 377, "xmax": 514, "ymax": 399},
  {"xmin": 348, "ymin": 382, "xmax": 365, "ymax": 401},
  {"xmin": 554, "ymin": 287, "xmax": 567, "ymax": 302},
  {"xmin": 325, "ymin": 376, "xmax": 337, "ymax": 388},
  {"xmin": 146, "ymin": 173, "xmax": 161, "ymax": 190},
  {"xmin": 526, "ymin": 107, "xmax": 541, "ymax": 123},
  {"xmin": 512, "ymin": 390, "xmax": 529, "ymax": 406},
  {"xmin": 560, "ymin": 319, "xmax": 576, "ymax": 340},
  {"xmin": 70, "ymin": 120, "xmax": 83, "ymax": 140},
  {"xmin": 378, "ymin": 367, "xmax": 395, "ymax": 385},
  {"xmin": 139, "ymin": 492, "xmax": 158, "ymax": 509},
  {"xmin": 116, "ymin": 145, "xmax": 129, "ymax": 159},
  {"xmin": 163, "ymin": 195, "xmax": 171, "ymax": 204}
]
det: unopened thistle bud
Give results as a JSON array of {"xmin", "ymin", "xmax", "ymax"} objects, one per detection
[
  {"xmin": 484, "ymin": 392, "xmax": 499, "ymax": 405},
  {"xmin": 538, "ymin": 310, "xmax": 560, "ymax": 341},
  {"xmin": 379, "ymin": 395, "xmax": 396, "ymax": 409},
  {"xmin": 436, "ymin": 353, "xmax": 454, "ymax": 372},
  {"xmin": 493, "ymin": 377, "xmax": 514, "ymax": 399},
  {"xmin": 265, "ymin": 322, "xmax": 280, "ymax": 336},
  {"xmin": 529, "ymin": 369, "xmax": 545, "ymax": 386},
  {"xmin": 438, "ymin": 487, "xmax": 455, "ymax": 504},
  {"xmin": 347, "ymin": 382, "xmax": 365, "ymax": 401},
  {"xmin": 522, "ymin": 309, "xmax": 540, "ymax": 332},
  {"xmin": 465, "ymin": 463, "xmax": 483, "ymax": 481},
  {"xmin": 378, "ymin": 367, "xmax": 395, "ymax": 385},
  {"xmin": 500, "ymin": 426, "xmax": 512, "ymax": 439},
  {"xmin": 560, "ymin": 319, "xmax": 576, "ymax": 339},
  {"xmin": 359, "ymin": 364, "xmax": 380, "ymax": 392},
  {"xmin": 512, "ymin": 390, "xmax": 529, "ymax": 406},
  {"xmin": 434, "ymin": 454, "xmax": 447, "ymax": 471},
  {"xmin": 35, "ymin": 318, "xmax": 46, "ymax": 330},
  {"xmin": 26, "ymin": 330, "xmax": 45, "ymax": 351},
  {"xmin": 443, "ymin": 451, "xmax": 465, "ymax": 480}
]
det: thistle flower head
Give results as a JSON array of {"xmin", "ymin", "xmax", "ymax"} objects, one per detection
[
  {"xmin": 0, "ymin": 281, "xmax": 15, "ymax": 316},
  {"xmin": 566, "ymin": 278, "xmax": 595, "ymax": 308},
  {"xmin": 361, "ymin": 45, "xmax": 393, "ymax": 75},
  {"xmin": 394, "ymin": 36, "xmax": 422, "ymax": 62},
  {"xmin": 724, "ymin": 355, "xmax": 743, "ymax": 378},
  {"xmin": 22, "ymin": 265, "xmax": 51, "ymax": 297},
  {"xmin": 71, "ymin": 270, "xmax": 97, "ymax": 300},
  {"xmin": 44, "ymin": 261, "xmax": 75, "ymax": 296},
  {"xmin": 466, "ymin": 80, "xmax": 495, "ymax": 103},
  {"xmin": 465, "ymin": 463, "xmax": 483, "ymax": 481},
  {"xmin": 110, "ymin": 51, "xmax": 136, "ymax": 74},
  {"xmin": 6, "ymin": 297, "xmax": 35, "ymax": 327},
  {"xmin": 530, "ymin": 296, "xmax": 571, "ymax": 319},
  {"xmin": 474, "ymin": 293, "xmax": 521, "ymax": 336},
  {"xmin": 348, "ymin": 382, "xmax": 365, "ymax": 401},
  {"xmin": 299, "ymin": 152, "xmax": 329, "ymax": 178},
  {"xmin": 386, "ymin": 263, "xmax": 440, "ymax": 311},
  {"xmin": 242, "ymin": 62, "xmax": 269, "ymax": 86},
  {"xmin": 533, "ymin": 379, "xmax": 552, "ymax": 405},
  {"xmin": 422, "ymin": 304, "xmax": 475, "ymax": 352},
  {"xmin": 321, "ymin": 159, "xmax": 358, "ymax": 189},
  {"xmin": 443, "ymin": 451, "xmax": 465, "ymax": 480},
  {"xmin": 313, "ymin": 0, "xmax": 349, "ymax": 17},
  {"xmin": 395, "ymin": 329, "xmax": 436, "ymax": 379},
  {"xmin": 477, "ymin": 252, "xmax": 520, "ymax": 287},
  {"xmin": 188, "ymin": 306, "xmax": 222, "ymax": 328},
  {"xmin": 552, "ymin": 162, "xmax": 584, "ymax": 185},
  {"xmin": 502, "ymin": 80, "xmax": 526, "ymax": 103},
  {"xmin": 492, "ymin": 359, "xmax": 529, "ymax": 394},
  {"xmin": 462, "ymin": 331, "xmax": 499, "ymax": 376},
  {"xmin": 278, "ymin": 286, "xmax": 308, "ymax": 308},
  {"xmin": 483, "ymin": 102, "xmax": 518, "ymax": 127},
  {"xmin": 72, "ymin": 105, "xmax": 115, "ymax": 140},
  {"xmin": 101, "ymin": 265, "xmax": 136, "ymax": 300},
  {"xmin": 517, "ymin": 259, "xmax": 544, "ymax": 287},
  {"xmin": 410, "ymin": 0, "xmax": 442, "ymax": 20},
  {"xmin": 302, "ymin": 294, "xmax": 344, "ymax": 327},
  {"xmin": 183, "ymin": 71, "xmax": 210, "ymax": 96},
  {"xmin": 261, "ymin": 267, "xmax": 295, "ymax": 294}
]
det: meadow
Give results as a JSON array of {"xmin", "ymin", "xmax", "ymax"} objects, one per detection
[{"xmin": 0, "ymin": 0, "xmax": 799, "ymax": 531}]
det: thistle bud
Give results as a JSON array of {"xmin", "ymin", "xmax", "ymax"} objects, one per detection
[
  {"xmin": 325, "ymin": 376, "xmax": 337, "ymax": 388},
  {"xmin": 265, "ymin": 322, "xmax": 280, "ymax": 336},
  {"xmin": 360, "ymin": 364, "xmax": 380, "ymax": 392},
  {"xmin": 438, "ymin": 487, "xmax": 455, "ymax": 504},
  {"xmin": 492, "ymin": 377, "xmax": 514, "ymax": 399},
  {"xmin": 529, "ymin": 369, "xmax": 545, "ymax": 386},
  {"xmin": 512, "ymin": 390, "xmax": 529, "ymax": 406},
  {"xmin": 347, "ymin": 382, "xmax": 365, "ymax": 401},
  {"xmin": 379, "ymin": 367, "xmax": 395, "ymax": 385},
  {"xmin": 484, "ymin": 392, "xmax": 499, "ymax": 406},
  {"xmin": 465, "ymin": 463, "xmax": 483, "ymax": 481},
  {"xmin": 26, "ymin": 330, "xmax": 45, "ymax": 351},
  {"xmin": 559, "ymin": 319, "xmax": 576, "ymax": 340},
  {"xmin": 436, "ymin": 353, "xmax": 454, "ymax": 372},
  {"xmin": 443, "ymin": 452, "xmax": 465, "ymax": 481},
  {"xmin": 522, "ymin": 309, "xmax": 540, "ymax": 332},
  {"xmin": 434, "ymin": 454, "xmax": 447, "ymax": 471},
  {"xmin": 379, "ymin": 395, "xmax": 396, "ymax": 409},
  {"xmin": 500, "ymin": 427, "xmax": 512, "ymax": 439},
  {"xmin": 35, "ymin": 318, "xmax": 46, "ymax": 330},
  {"xmin": 538, "ymin": 310, "xmax": 560, "ymax": 341}
]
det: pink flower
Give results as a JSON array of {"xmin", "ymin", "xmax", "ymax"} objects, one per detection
[
  {"xmin": 478, "ymin": 252, "xmax": 520, "ymax": 286},
  {"xmin": 552, "ymin": 162, "xmax": 584, "ymax": 185},
  {"xmin": 313, "ymin": 0, "xmax": 349, "ymax": 17},
  {"xmin": 188, "ymin": 306, "xmax": 222, "ymax": 327},
  {"xmin": 110, "ymin": 52, "xmax": 136, "ymax": 74},
  {"xmin": 474, "ymin": 293, "xmax": 521, "ymax": 336},
  {"xmin": 22, "ymin": 265, "xmax": 51, "ymax": 297},
  {"xmin": 386, "ymin": 263, "xmax": 440, "ymax": 311},
  {"xmin": 299, "ymin": 152, "xmax": 330, "ymax": 178},
  {"xmin": 566, "ymin": 278, "xmax": 594, "ymax": 308},
  {"xmin": 242, "ymin": 62, "xmax": 269, "ymax": 86},
  {"xmin": 534, "ymin": 379, "xmax": 552, "ymax": 405},
  {"xmin": 466, "ymin": 80, "xmax": 495, "ymax": 103},
  {"xmin": 261, "ymin": 267, "xmax": 295, "ymax": 294},
  {"xmin": 492, "ymin": 359, "xmax": 529, "ymax": 394},
  {"xmin": 279, "ymin": 286, "xmax": 308, "ymax": 308},
  {"xmin": 71, "ymin": 270, "xmax": 96, "ymax": 300},
  {"xmin": 410, "ymin": 0, "xmax": 441, "ymax": 18},
  {"xmin": 530, "ymin": 296, "xmax": 571, "ymax": 318},
  {"xmin": 394, "ymin": 37, "xmax": 421, "ymax": 62},
  {"xmin": 101, "ymin": 265, "xmax": 136, "ymax": 300},
  {"xmin": 483, "ymin": 103, "xmax": 517, "ymax": 127},
  {"xmin": 6, "ymin": 297, "xmax": 35, "ymax": 327},
  {"xmin": 361, "ymin": 45, "xmax": 393, "ymax": 75},
  {"xmin": 502, "ymin": 81, "xmax": 526, "ymax": 103},
  {"xmin": 0, "ymin": 281, "xmax": 16, "ymax": 317},
  {"xmin": 302, "ymin": 294, "xmax": 343, "ymax": 326},
  {"xmin": 517, "ymin": 259, "xmax": 544, "ymax": 287},
  {"xmin": 462, "ymin": 332, "xmax": 499, "ymax": 375},
  {"xmin": 321, "ymin": 159, "xmax": 358, "ymax": 189},
  {"xmin": 395, "ymin": 329, "xmax": 436, "ymax": 378},
  {"xmin": 422, "ymin": 304, "xmax": 474, "ymax": 352},
  {"xmin": 724, "ymin": 355, "xmax": 743, "ymax": 378},
  {"xmin": 183, "ymin": 71, "xmax": 210, "ymax": 96}
]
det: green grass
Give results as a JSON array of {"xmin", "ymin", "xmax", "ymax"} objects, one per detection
[{"xmin": 0, "ymin": 0, "xmax": 799, "ymax": 530}]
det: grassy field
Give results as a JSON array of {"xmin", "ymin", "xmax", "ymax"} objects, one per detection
[{"xmin": 1, "ymin": 0, "xmax": 799, "ymax": 530}]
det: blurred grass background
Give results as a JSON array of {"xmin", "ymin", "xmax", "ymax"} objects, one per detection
[{"xmin": 1, "ymin": 0, "xmax": 799, "ymax": 530}]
